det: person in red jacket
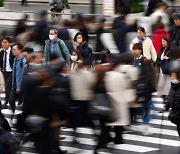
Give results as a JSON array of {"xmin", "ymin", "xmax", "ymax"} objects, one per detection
[{"xmin": 151, "ymin": 23, "xmax": 169, "ymax": 55}]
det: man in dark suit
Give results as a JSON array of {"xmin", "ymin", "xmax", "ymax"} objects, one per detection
[{"xmin": 0, "ymin": 36, "xmax": 15, "ymax": 108}]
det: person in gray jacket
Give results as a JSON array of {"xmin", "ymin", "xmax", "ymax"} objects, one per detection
[{"xmin": 44, "ymin": 28, "xmax": 70, "ymax": 64}]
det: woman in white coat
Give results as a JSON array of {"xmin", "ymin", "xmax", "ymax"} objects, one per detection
[{"xmin": 104, "ymin": 56, "xmax": 133, "ymax": 144}]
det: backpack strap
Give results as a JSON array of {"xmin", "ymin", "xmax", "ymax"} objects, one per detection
[{"xmin": 58, "ymin": 40, "xmax": 66, "ymax": 61}]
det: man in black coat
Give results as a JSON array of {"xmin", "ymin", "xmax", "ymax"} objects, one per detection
[
  {"xmin": 0, "ymin": 36, "xmax": 15, "ymax": 108},
  {"xmin": 170, "ymin": 13, "xmax": 180, "ymax": 48}
]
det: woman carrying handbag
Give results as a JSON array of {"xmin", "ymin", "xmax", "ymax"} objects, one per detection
[{"xmin": 156, "ymin": 36, "xmax": 172, "ymax": 103}]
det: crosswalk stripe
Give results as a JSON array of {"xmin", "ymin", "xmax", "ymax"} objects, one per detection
[
  {"xmin": 123, "ymin": 134, "xmax": 180, "ymax": 147},
  {"xmin": 113, "ymin": 144, "xmax": 158, "ymax": 153}
]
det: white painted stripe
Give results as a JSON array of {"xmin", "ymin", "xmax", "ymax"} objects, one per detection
[
  {"xmin": 153, "ymin": 103, "xmax": 164, "ymax": 108},
  {"xmin": 21, "ymin": 152, "xmax": 37, "ymax": 154},
  {"xmin": 150, "ymin": 119, "xmax": 175, "ymax": 126},
  {"xmin": 152, "ymin": 97, "xmax": 163, "ymax": 102},
  {"xmin": 123, "ymin": 134, "xmax": 180, "ymax": 147},
  {"xmin": 137, "ymin": 119, "xmax": 176, "ymax": 127},
  {"xmin": 61, "ymin": 127, "xmax": 95, "ymax": 135},
  {"xmin": 113, "ymin": 144, "xmax": 158, "ymax": 153},
  {"xmin": 150, "ymin": 127, "xmax": 179, "ymax": 136},
  {"xmin": 1, "ymin": 109, "xmax": 22, "ymax": 115}
]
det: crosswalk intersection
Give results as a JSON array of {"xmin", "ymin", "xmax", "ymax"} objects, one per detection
[{"xmin": 0, "ymin": 92, "xmax": 180, "ymax": 154}]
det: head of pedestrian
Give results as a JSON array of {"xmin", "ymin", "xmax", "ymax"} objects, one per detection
[
  {"xmin": 2, "ymin": 36, "xmax": 11, "ymax": 51},
  {"xmin": 49, "ymin": 29, "xmax": 58, "ymax": 41},
  {"xmin": 161, "ymin": 36, "xmax": 171, "ymax": 50},
  {"xmin": 40, "ymin": 10, "xmax": 48, "ymax": 20},
  {"xmin": 74, "ymin": 32, "xmax": 85, "ymax": 45},
  {"xmin": 22, "ymin": 47, "xmax": 34, "ymax": 62},
  {"xmin": 173, "ymin": 13, "xmax": 180, "ymax": 26},
  {"xmin": 132, "ymin": 43, "xmax": 143, "ymax": 58},
  {"xmin": 137, "ymin": 27, "xmax": 146, "ymax": 41},
  {"xmin": 70, "ymin": 49, "xmax": 83, "ymax": 63},
  {"xmin": 156, "ymin": 2, "xmax": 168, "ymax": 11},
  {"xmin": 12, "ymin": 42, "xmax": 23, "ymax": 58}
]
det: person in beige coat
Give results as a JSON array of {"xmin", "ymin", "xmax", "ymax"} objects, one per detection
[{"xmin": 130, "ymin": 27, "xmax": 157, "ymax": 62}]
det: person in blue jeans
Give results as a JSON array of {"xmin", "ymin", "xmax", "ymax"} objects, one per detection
[{"xmin": 132, "ymin": 43, "xmax": 155, "ymax": 135}]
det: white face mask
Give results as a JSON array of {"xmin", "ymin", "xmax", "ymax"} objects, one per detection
[
  {"xmin": 171, "ymin": 79, "xmax": 180, "ymax": 84},
  {"xmin": 49, "ymin": 34, "xmax": 55, "ymax": 41},
  {"xmin": 71, "ymin": 55, "xmax": 78, "ymax": 62}
]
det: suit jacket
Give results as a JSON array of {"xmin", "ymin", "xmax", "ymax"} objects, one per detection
[{"xmin": 0, "ymin": 48, "xmax": 15, "ymax": 72}]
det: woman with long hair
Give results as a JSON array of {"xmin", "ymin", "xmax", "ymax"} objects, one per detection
[{"xmin": 157, "ymin": 36, "xmax": 172, "ymax": 103}]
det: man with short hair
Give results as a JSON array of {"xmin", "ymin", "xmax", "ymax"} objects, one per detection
[
  {"xmin": 9, "ymin": 42, "xmax": 26, "ymax": 117},
  {"xmin": 0, "ymin": 36, "xmax": 15, "ymax": 108},
  {"xmin": 170, "ymin": 13, "xmax": 180, "ymax": 48},
  {"xmin": 44, "ymin": 28, "xmax": 70, "ymax": 64}
]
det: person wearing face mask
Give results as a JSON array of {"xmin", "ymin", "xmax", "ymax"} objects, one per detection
[
  {"xmin": 74, "ymin": 32, "xmax": 93, "ymax": 66},
  {"xmin": 161, "ymin": 68, "xmax": 180, "ymax": 137},
  {"xmin": 44, "ymin": 28, "xmax": 70, "ymax": 64},
  {"xmin": 69, "ymin": 49, "xmax": 83, "ymax": 72}
]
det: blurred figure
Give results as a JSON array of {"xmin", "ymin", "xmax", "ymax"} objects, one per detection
[
  {"xmin": 170, "ymin": 13, "xmax": 180, "ymax": 48},
  {"xmin": 76, "ymin": 13, "xmax": 89, "ymax": 42},
  {"xmin": 69, "ymin": 49, "xmax": 83, "ymax": 72},
  {"xmin": 95, "ymin": 18, "xmax": 106, "ymax": 53},
  {"xmin": 44, "ymin": 28, "xmax": 70, "ymax": 64},
  {"xmin": 114, "ymin": 0, "xmax": 131, "ymax": 15},
  {"xmin": 74, "ymin": 32, "xmax": 93, "ymax": 65},
  {"xmin": 14, "ymin": 14, "xmax": 29, "ymax": 37},
  {"xmin": 112, "ymin": 15, "xmax": 137, "ymax": 54},
  {"xmin": 162, "ymin": 69, "xmax": 180, "ymax": 137},
  {"xmin": 9, "ymin": 43, "xmax": 26, "ymax": 118},
  {"xmin": 57, "ymin": 26, "xmax": 75, "ymax": 53},
  {"xmin": 145, "ymin": 0, "xmax": 163, "ymax": 16},
  {"xmin": 0, "ymin": 69, "xmax": 5, "ymax": 112},
  {"xmin": 132, "ymin": 43, "xmax": 155, "ymax": 135},
  {"xmin": 156, "ymin": 36, "xmax": 172, "ymax": 102},
  {"xmin": 93, "ymin": 63, "xmax": 112, "ymax": 154},
  {"xmin": 130, "ymin": 27, "xmax": 157, "ymax": 62},
  {"xmin": 22, "ymin": 67, "xmax": 53, "ymax": 154},
  {"xmin": 49, "ymin": 62, "xmax": 70, "ymax": 154},
  {"xmin": 49, "ymin": 0, "xmax": 64, "ymax": 22},
  {"xmin": 98, "ymin": 49, "xmax": 111, "ymax": 64},
  {"xmin": 171, "ymin": 47, "xmax": 180, "ymax": 72},
  {"xmin": 151, "ymin": 22, "xmax": 169, "ymax": 55},
  {"xmin": 70, "ymin": 61, "xmax": 96, "ymax": 143},
  {"xmin": 25, "ymin": 32, "xmax": 42, "ymax": 52},
  {"xmin": 35, "ymin": 10, "xmax": 49, "ymax": 46},
  {"xmin": 16, "ymin": 26, "xmax": 32, "ymax": 47},
  {"xmin": 103, "ymin": 55, "xmax": 134, "ymax": 146},
  {"xmin": 149, "ymin": 2, "xmax": 169, "ymax": 33},
  {"xmin": 0, "ymin": 37, "xmax": 15, "ymax": 108}
]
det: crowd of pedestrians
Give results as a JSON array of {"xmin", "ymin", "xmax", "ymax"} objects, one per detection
[{"xmin": 0, "ymin": 1, "xmax": 179, "ymax": 154}]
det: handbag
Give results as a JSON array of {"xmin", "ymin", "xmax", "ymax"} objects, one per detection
[
  {"xmin": 89, "ymin": 94, "xmax": 116, "ymax": 122},
  {"xmin": 168, "ymin": 111, "xmax": 180, "ymax": 125},
  {"xmin": 161, "ymin": 59, "xmax": 170, "ymax": 75}
]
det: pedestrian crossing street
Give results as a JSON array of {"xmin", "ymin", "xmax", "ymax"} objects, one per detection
[{"xmin": 0, "ymin": 92, "xmax": 180, "ymax": 154}]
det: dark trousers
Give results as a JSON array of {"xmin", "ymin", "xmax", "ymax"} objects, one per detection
[
  {"xmin": 9, "ymin": 88, "xmax": 23, "ymax": 114},
  {"xmin": 34, "ymin": 122, "xmax": 53, "ymax": 154},
  {"xmin": 95, "ymin": 118, "xmax": 111, "ymax": 150},
  {"xmin": 2, "ymin": 72, "xmax": 12, "ymax": 105},
  {"xmin": 177, "ymin": 124, "xmax": 180, "ymax": 138}
]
